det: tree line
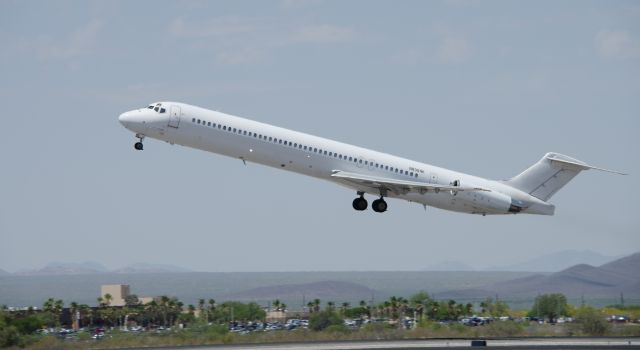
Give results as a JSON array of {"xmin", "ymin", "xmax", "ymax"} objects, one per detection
[{"xmin": 2, "ymin": 291, "xmax": 635, "ymax": 347}]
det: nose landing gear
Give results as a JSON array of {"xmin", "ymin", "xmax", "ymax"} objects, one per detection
[{"xmin": 134, "ymin": 134, "xmax": 145, "ymax": 151}]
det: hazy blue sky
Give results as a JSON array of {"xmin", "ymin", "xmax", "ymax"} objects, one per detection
[{"xmin": 1, "ymin": 0, "xmax": 638, "ymax": 273}]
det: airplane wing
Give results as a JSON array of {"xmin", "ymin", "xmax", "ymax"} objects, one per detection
[{"xmin": 330, "ymin": 170, "xmax": 489, "ymax": 196}]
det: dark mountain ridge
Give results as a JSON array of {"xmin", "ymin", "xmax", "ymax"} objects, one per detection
[{"xmin": 437, "ymin": 252, "xmax": 640, "ymax": 299}]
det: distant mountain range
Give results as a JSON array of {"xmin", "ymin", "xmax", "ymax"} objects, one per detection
[
  {"xmin": 436, "ymin": 252, "xmax": 640, "ymax": 300},
  {"xmin": 422, "ymin": 250, "xmax": 618, "ymax": 272},
  {"xmin": 424, "ymin": 261, "xmax": 475, "ymax": 271},
  {"xmin": 485, "ymin": 250, "xmax": 618, "ymax": 272},
  {"xmin": 9, "ymin": 262, "xmax": 192, "ymax": 276},
  {"xmin": 0, "ymin": 268, "xmax": 10, "ymax": 276}
]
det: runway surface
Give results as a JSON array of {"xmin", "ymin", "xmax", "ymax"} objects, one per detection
[{"xmin": 129, "ymin": 337, "xmax": 640, "ymax": 350}]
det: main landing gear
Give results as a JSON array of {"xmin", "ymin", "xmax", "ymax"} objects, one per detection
[
  {"xmin": 352, "ymin": 192, "xmax": 387, "ymax": 213},
  {"xmin": 134, "ymin": 134, "xmax": 145, "ymax": 151},
  {"xmin": 372, "ymin": 198, "xmax": 388, "ymax": 213},
  {"xmin": 352, "ymin": 193, "xmax": 368, "ymax": 211}
]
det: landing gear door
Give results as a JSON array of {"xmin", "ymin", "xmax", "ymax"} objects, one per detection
[{"xmin": 168, "ymin": 106, "xmax": 181, "ymax": 128}]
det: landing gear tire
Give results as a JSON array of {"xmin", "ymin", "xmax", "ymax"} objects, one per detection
[
  {"xmin": 372, "ymin": 198, "xmax": 387, "ymax": 213},
  {"xmin": 352, "ymin": 197, "xmax": 368, "ymax": 211},
  {"xmin": 134, "ymin": 142, "xmax": 144, "ymax": 150}
]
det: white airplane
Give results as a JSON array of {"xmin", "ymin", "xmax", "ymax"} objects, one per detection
[{"xmin": 119, "ymin": 102, "xmax": 626, "ymax": 215}]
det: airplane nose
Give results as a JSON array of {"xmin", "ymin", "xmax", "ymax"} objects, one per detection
[{"xmin": 119, "ymin": 112, "xmax": 132, "ymax": 126}]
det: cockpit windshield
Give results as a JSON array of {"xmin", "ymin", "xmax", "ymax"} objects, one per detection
[{"xmin": 146, "ymin": 103, "xmax": 166, "ymax": 113}]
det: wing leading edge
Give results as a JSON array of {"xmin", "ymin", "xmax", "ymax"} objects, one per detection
[{"xmin": 330, "ymin": 170, "xmax": 489, "ymax": 196}]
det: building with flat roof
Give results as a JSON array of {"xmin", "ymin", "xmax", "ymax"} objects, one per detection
[
  {"xmin": 99, "ymin": 284, "xmax": 157, "ymax": 306},
  {"xmin": 100, "ymin": 284, "xmax": 130, "ymax": 306}
]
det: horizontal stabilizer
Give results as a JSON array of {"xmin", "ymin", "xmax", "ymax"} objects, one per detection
[{"xmin": 545, "ymin": 153, "xmax": 628, "ymax": 175}]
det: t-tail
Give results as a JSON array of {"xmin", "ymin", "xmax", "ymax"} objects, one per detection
[{"xmin": 504, "ymin": 152, "xmax": 627, "ymax": 202}]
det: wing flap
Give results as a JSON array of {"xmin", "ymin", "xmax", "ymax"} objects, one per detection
[{"xmin": 330, "ymin": 170, "xmax": 488, "ymax": 195}]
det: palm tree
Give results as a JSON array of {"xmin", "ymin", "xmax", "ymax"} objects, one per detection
[
  {"xmin": 327, "ymin": 301, "xmax": 335, "ymax": 311},
  {"xmin": 70, "ymin": 302, "xmax": 79, "ymax": 329},
  {"xmin": 54, "ymin": 299, "xmax": 64, "ymax": 327},
  {"xmin": 198, "ymin": 299, "xmax": 205, "ymax": 320},
  {"xmin": 43, "ymin": 298, "xmax": 56, "ymax": 327},
  {"xmin": 272, "ymin": 299, "xmax": 281, "ymax": 311},
  {"xmin": 104, "ymin": 293, "xmax": 113, "ymax": 307},
  {"xmin": 79, "ymin": 304, "xmax": 92, "ymax": 327},
  {"xmin": 159, "ymin": 296, "xmax": 170, "ymax": 326},
  {"xmin": 208, "ymin": 299, "xmax": 216, "ymax": 323},
  {"xmin": 306, "ymin": 301, "xmax": 314, "ymax": 313},
  {"xmin": 144, "ymin": 300, "xmax": 160, "ymax": 326},
  {"xmin": 313, "ymin": 299, "xmax": 321, "ymax": 313},
  {"xmin": 341, "ymin": 302, "xmax": 350, "ymax": 315}
]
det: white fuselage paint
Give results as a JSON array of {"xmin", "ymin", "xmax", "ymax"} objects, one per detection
[{"xmin": 119, "ymin": 102, "xmax": 554, "ymax": 215}]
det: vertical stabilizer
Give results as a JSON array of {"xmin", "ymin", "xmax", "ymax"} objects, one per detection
[{"xmin": 504, "ymin": 153, "xmax": 625, "ymax": 201}]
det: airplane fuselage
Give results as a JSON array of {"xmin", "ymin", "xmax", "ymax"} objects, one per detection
[{"xmin": 119, "ymin": 102, "xmax": 557, "ymax": 215}]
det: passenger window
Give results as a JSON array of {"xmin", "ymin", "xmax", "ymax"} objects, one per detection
[
  {"xmin": 269, "ymin": 137, "xmax": 273, "ymax": 141},
  {"xmin": 294, "ymin": 143, "xmax": 298, "ymax": 148},
  {"xmin": 192, "ymin": 118, "xmax": 196, "ymax": 122},
  {"xmin": 279, "ymin": 140, "xmax": 282, "ymax": 144},
  {"xmin": 244, "ymin": 131, "xmax": 247, "ymax": 135},
  {"xmin": 207, "ymin": 122, "xmax": 211, "ymax": 126},
  {"xmin": 223, "ymin": 126, "xmax": 227, "ymax": 130},
  {"xmin": 348, "ymin": 157, "xmax": 352, "ymax": 161},
  {"xmin": 365, "ymin": 161, "xmax": 368, "ymax": 165},
  {"xmin": 359, "ymin": 159, "xmax": 363, "ymax": 164},
  {"xmin": 304, "ymin": 146, "xmax": 308, "ymax": 150}
]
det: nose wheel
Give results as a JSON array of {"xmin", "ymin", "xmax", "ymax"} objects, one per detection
[{"xmin": 133, "ymin": 134, "xmax": 145, "ymax": 151}]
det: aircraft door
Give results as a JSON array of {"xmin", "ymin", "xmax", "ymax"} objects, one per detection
[{"xmin": 168, "ymin": 105, "xmax": 181, "ymax": 128}]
